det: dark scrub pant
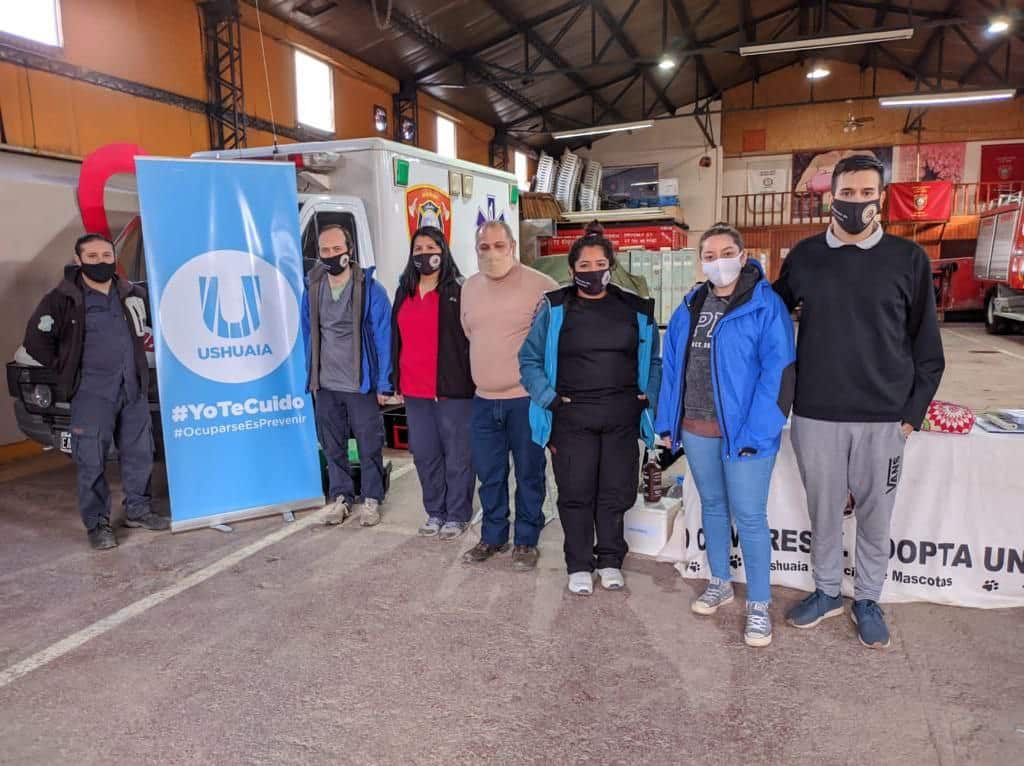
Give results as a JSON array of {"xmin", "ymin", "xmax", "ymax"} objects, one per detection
[
  {"xmin": 70, "ymin": 387, "xmax": 154, "ymax": 531},
  {"xmin": 405, "ymin": 396, "xmax": 474, "ymax": 524},
  {"xmin": 315, "ymin": 389, "xmax": 387, "ymax": 503},
  {"xmin": 549, "ymin": 393, "xmax": 642, "ymax": 574}
]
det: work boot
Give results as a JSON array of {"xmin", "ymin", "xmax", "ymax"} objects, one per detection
[
  {"xmin": 324, "ymin": 498, "xmax": 351, "ymax": 526},
  {"xmin": 87, "ymin": 519, "xmax": 118, "ymax": 550},
  {"xmin": 360, "ymin": 498, "xmax": 381, "ymax": 527},
  {"xmin": 462, "ymin": 541, "xmax": 510, "ymax": 564},
  {"xmin": 123, "ymin": 512, "xmax": 170, "ymax": 531},
  {"xmin": 511, "ymin": 545, "xmax": 540, "ymax": 572}
]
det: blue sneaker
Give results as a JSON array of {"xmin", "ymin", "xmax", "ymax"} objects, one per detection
[
  {"xmin": 851, "ymin": 600, "xmax": 891, "ymax": 649},
  {"xmin": 786, "ymin": 589, "xmax": 844, "ymax": 629}
]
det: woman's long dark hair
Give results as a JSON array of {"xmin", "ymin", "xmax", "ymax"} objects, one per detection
[{"xmin": 398, "ymin": 226, "xmax": 462, "ymax": 297}]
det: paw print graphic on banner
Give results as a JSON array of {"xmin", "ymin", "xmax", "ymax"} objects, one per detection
[
  {"xmin": 730, "ymin": 554, "xmax": 742, "ymax": 569},
  {"xmin": 982, "ymin": 580, "xmax": 999, "ymax": 592},
  {"xmin": 688, "ymin": 561, "xmax": 701, "ymax": 573}
]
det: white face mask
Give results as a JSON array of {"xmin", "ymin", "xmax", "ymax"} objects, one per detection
[{"xmin": 702, "ymin": 256, "xmax": 744, "ymax": 288}]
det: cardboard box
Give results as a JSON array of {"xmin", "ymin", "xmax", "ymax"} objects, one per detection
[{"xmin": 624, "ymin": 494, "xmax": 681, "ymax": 557}]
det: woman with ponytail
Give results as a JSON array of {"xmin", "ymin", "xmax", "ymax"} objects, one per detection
[
  {"xmin": 390, "ymin": 226, "xmax": 475, "ymax": 539},
  {"xmin": 519, "ymin": 222, "xmax": 661, "ymax": 595}
]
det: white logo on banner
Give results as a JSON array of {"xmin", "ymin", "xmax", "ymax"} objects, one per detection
[{"xmin": 159, "ymin": 250, "xmax": 299, "ymax": 384}]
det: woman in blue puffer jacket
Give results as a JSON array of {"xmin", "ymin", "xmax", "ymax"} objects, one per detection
[{"xmin": 655, "ymin": 222, "xmax": 795, "ymax": 648}]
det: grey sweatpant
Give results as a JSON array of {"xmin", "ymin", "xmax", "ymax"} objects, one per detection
[{"xmin": 791, "ymin": 415, "xmax": 907, "ymax": 602}]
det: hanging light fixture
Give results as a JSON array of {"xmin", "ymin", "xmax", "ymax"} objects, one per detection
[
  {"xmin": 806, "ymin": 60, "xmax": 831, "ymax": 80},
  {"xmin": 988, "ymin": 17, "xmax": 1011, "ymax": 34}
]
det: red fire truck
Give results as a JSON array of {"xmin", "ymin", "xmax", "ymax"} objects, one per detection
[{"xmin": 973, "ymin": 192, "xmax": 1024, "ymax": 334}]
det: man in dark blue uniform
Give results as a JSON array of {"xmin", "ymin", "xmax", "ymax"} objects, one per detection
[{"xmin": 23, "ymin": 233, "xmax": 168, "ymax": 549}]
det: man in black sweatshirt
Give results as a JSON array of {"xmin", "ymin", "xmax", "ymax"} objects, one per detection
[{"xmin": 774, "ymin": 155, "xmax": 945, "ymax": 649}]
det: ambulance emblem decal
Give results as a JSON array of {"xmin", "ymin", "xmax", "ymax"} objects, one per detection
[{"xmin": 406, "ymin": 185, "xmax": 452, "ymax": 242}]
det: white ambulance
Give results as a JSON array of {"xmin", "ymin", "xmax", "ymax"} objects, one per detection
[{"xmin": 193, "ymin": 137, "xmax": 521, "ymax": 296}]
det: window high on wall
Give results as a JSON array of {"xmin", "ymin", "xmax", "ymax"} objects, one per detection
[
  {"xmin": 0, "ymin": 0, "xmax": 62, "ymax": 47},
  {"xmin": 294, "ymin": 50, "xmax": 335, "ymax": 133},
  {"xmin": 437, "ymin": 115, "xmax": 456, "ymax": 159},
  {"xmin": 515, "ymin": 151, "xmax": 529, "ymax": 190}
]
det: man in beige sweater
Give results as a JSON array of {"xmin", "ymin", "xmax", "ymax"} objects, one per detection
[{"xmin": 461, "ymin": 221, "xmax": 558, "ymax": 570}]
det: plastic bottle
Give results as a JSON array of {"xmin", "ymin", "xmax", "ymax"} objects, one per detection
[
  {"xmin": 666, "ymin": 475, "xmax": 685, "ymax": 499},
  {"xmin": 643, "ymin": 448, "xmax": 662, "ymax": 504}
]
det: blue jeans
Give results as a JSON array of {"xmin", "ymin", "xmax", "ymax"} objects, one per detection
[
  {"xmin": 681, "ymin": 431, "xmax": 776, "ymax": 603},
  {"xmin": 471, "ymin": 396, "xmax": 547, "ymax": 547}
]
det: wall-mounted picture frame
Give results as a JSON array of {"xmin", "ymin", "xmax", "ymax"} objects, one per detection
[
  {"xmin": 373, "ymin": 105, "xmax": 388, "ymax": 134},
  {"xmin": 400, "ymin": 117, "xmax": 416, "ymax": 142}
]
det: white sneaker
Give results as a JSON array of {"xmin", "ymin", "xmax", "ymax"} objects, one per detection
[
  {"xmin": 596, "ymin": 567, "xmax": 625, "ymax": 590},
  {"xmin": 568, "ymin": 571, "xmax": 594, "ymax": 595}
]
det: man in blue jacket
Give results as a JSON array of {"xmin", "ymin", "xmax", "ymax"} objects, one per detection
[{"xmin": 301, "ymin": 225, "xmax": 392, "ymax": 527}]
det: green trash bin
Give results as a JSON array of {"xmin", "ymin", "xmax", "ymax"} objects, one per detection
[{"xmin": 319, "ymin": 439, "xmax": 360, "ymax": 496}]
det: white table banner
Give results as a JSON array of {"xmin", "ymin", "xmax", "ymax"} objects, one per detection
[{"xmin": 658, "ymin": 428, "xmax": 1024, "ymax": 609}]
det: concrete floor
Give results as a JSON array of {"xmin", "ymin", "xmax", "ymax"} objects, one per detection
[{"xmin": 1, "ymin": 324, "xmax": 1022, "ymax": 766}]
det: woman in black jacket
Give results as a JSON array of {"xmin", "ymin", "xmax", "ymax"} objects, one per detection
[{"xmin": 390, "ymin": 226, "xmax": 475, "ymax": 539}]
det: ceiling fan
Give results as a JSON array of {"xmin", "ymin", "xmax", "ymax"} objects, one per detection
[{"xmin": 836, "ymin": 100, "xmax": 875, "ymax": 133}]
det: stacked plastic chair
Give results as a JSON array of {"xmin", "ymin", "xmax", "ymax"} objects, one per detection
[
  {"xmin": 534, "ymin": 152, "xmax": 558, "ymax": 194},
  {"xmin": 578, "ymin": 160, "xmax": 603, "ymax": 212},
  {"xmin": 554, "ymin": 149, "xmax": 582, "ymax": 212}
]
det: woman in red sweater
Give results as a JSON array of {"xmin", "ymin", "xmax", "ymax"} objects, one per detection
[{"xmin": 390, "ymin": 226, "xmax": 476, "ymax": 539}]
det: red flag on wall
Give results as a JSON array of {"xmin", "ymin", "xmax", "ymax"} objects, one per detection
[
  {"xmin": 887, "ymin": 181, "xmax": 953, "ymax": 223},
  {"xmin": 980, "ymin": 143, "xmax": 1024, "ymax": 201}
]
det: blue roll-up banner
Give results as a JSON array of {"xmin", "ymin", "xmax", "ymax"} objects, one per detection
[{"xmin": 136, "ymin": 158, "xmax": 324, "ymax": 531}]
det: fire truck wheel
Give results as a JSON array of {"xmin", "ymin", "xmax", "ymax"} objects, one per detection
[{"xmin": 984, "ymin": 292, "xmax": 1011, "ymax": 335}]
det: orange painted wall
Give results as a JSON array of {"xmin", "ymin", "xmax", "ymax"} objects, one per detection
[
  {"xmin": 0, "ymin": 0, "xmax": 495, "ymax": 163},
  {"xmin": 722, "ymin": 61, "xmax": 1024, "ymax": 156}
]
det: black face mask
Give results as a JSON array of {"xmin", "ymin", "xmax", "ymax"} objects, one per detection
[
  {"xmin": 80, "ymin": 261, "xmax": 116, "ymax": 284},
  {"xmin": 831, "ymin": 198, "xmax": 880, "ymax": 236},
  {"xmin": 321, "ymin": 254, "xmax": 350, "ymax": 276},
  {"xmin": 573, "ymin": 268, "xmax": 611, "ymax": 296},
  {"xmin": 412, "ymin": 253, "xmax": 442, "ymax": 275}
]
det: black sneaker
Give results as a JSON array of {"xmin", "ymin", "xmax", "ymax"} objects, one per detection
[
  {"xmin": 124, "ymin": 512, "xmax": 171, "ymax": 531},
  {"xmin": 88, "ymin": 520, "xmax": 118, "ymax": 550}
]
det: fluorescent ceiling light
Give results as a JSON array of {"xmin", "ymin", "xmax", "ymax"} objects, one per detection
[
  {"xmin": 630, "ymin": 181, "xmax": 658, "ymax": 187},
  {"xmin": 659, "ymin": 56, "xmax": 676, "ymax": 70},
  {"xmin": 740, "ymin": 27, "xmax": 913, "ymax": 56},
  {"xmin": 552, "ymin": 120, "xmax": 655, "ymax": 140},
  {"xmin": 806, "ymin": 64, "xmax": 831, "ymax": 80},
  {"xmin": 988, "ymin": 17, "xmax": 1010, "ymax": 34},
  {"xmin": 879, "ymin": 89, "xmax": 1016, "ymax": 107}
]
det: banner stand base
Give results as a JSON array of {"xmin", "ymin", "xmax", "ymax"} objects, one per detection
[
  {"xmin": 282, "ymin": 511, "xmax": 296, "ymax": 523},
  {"xmin": 172, "ymin": 496, "xmax": 325, "ymax": 534}
]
